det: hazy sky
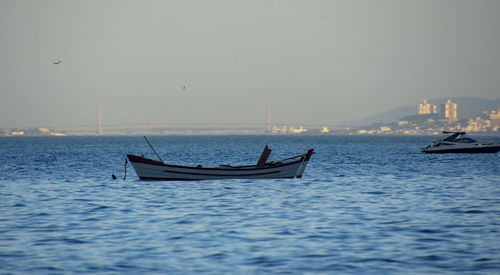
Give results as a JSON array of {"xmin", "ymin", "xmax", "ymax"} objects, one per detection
[{"xmin": 1, "ymin": 0, "xmax": 500, "ymax": 128}]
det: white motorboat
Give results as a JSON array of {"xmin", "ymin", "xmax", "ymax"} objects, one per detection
[{"xmin": 421, "ymin": 131, "xmax": 500, "ymax": 154}]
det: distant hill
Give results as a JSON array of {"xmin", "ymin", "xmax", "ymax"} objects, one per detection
[{"xmin": 344, "ymin": 97, "xmax": 500, "ymax": 126}]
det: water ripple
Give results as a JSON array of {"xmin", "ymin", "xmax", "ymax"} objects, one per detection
[{"xmin": 1, "ymin": 135, "xmax": 500, "ymax": 274}]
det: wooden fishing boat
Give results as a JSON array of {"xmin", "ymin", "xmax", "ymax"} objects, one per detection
[{"xmin": 127, "ymin": 146, "xmax": 314, "ymax": 181}]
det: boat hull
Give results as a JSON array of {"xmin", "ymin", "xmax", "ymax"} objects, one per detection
[
  {"xmin": 127, "ymin": 154, "xmax": 312, "ymax": 181},
  {"xmin": 422, "ymin": 144, "xmax": 500, "ymax": 154}
]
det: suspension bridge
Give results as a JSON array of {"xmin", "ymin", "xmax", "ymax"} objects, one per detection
[{"xmin": 48, "ymin": 104, "xmax": 334, "ymax": 135}]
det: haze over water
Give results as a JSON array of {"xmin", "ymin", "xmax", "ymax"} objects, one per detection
[
  {"xmin": 2, "ymin": 1, "xmax": 500, "ymax": 128},
  {"xmin": 1, "ymin": 135, "xmax": 500, "ymax": 273}
]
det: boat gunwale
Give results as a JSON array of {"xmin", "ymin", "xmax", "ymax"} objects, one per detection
[{"xmin": 127, "ymin": 154, "xmax": 305, "ymax": 171}]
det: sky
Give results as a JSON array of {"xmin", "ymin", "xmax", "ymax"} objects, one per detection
[{"xmin": 1, "ymin": 0, "xmax": 500, "ymax": 128}]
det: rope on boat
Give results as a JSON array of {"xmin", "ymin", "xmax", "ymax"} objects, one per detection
[{"xmin": 123, "ymin": 156, "xmax": 128, "ymax": 180}]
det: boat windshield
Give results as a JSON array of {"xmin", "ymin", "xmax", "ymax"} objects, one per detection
[
  {"xmin": 442, "ymin": 133, "xmax": 461, "ymax": 142},
  {"xmin": 442, "ymin": 132, "xmax": 477, "ymax": 143},
  {"xmin": 454, "ymin": 136, "xmax": 477, "ymax": 143}
]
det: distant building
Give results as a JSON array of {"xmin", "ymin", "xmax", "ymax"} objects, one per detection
[
  {"xmin": 272, "ymin": 125, "xmax": 308, "ymax": 134},
  {"xmin": 465, "ymin": 117, "xmax": 491, "ymax": 133},
  {"xmin": 418, "ymin": 100, "xmax": 437, "ymax": 115},
  {"xmin": 441, "ymin": 99, "xmax": 457, "ymax": 121},
  {"xmin": 379, "ymin": 126, "xmax": 392, "ymax": 133},
  {"xmin": 490, "ymin": 109, "xmax": 500, "ymax": 130},
  {"xmin": 289, "ymin": 126, "xmax": 307, "ymax": 134}
]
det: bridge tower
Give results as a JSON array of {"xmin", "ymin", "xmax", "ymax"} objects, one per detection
[
  {"xmin": 98, "ymin": 104, "xmax": 103, "ymax": 135},
  {"xmin": 267, "ymin": 103, "xmax": 273, "ymax": 131}
]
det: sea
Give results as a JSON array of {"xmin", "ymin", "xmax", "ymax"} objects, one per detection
[{"xmin": 1, "ymin": 135, "xmax": 500, "ymax": 274}]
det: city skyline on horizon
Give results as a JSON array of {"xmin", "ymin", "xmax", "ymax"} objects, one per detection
[
  {"xmin": 2, "ymin": 96, "xmax": 499, "ymax": 137},
  {"xmin": 1, "ymin": 96, "xmax": 499, "ymax": 130}
]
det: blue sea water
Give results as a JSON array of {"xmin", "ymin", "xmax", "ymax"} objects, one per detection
[{"xmin": 1, "ymin": 135, "xmax": 500, "ymax": 274}]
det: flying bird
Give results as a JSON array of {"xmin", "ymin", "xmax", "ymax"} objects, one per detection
[{"xmin": 53, "ymin": 61, "xmax": 61, "ymax": 65}]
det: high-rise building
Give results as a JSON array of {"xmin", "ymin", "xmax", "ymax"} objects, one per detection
[
  {"xmin": 418, "ymin": 100, "xmax": 437, "ymax": 115},
  {"xmin": 490, "ymin": 109, "xmax": 500, "ymax": 129},
  {"xmin": 442, "ymin": 99, "xmax": 457, "ymax": 120}
]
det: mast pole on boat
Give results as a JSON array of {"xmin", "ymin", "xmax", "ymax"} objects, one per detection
[{"xmin": 144, "ymin": 136, "xmax": 164, "ymax": 164}]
